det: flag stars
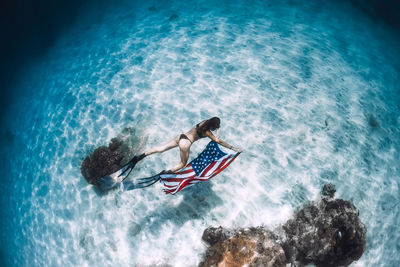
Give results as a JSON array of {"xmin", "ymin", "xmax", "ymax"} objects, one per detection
[{"xmin": 191, "ymin": 141, "xmax": 228, "ymax": 175}]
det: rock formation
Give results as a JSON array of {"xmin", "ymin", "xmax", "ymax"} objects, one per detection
[
  {"xmin": 280, "ymin": 198, "xmax": 366, "ymax": 266},
  {"xmin": 200, "ymin": 184, "xmax": 366, "ymax": 267},
  {"xmin": 80, "ymin": 133, "xmax": 367, "ymax": 266},
  {"xmin": 200, "ymin": 227, "xmax": 286, "ymax": 267},
  {"xmin": 80, "ymin": 127, "xmax": 142, "ymax": 186}
]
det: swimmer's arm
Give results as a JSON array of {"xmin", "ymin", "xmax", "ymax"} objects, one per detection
[
  {"xmin": 215, "ymin": 128, "xmax": 220, "ymax": 139},
  {"xmin": 205, "ymin": 130, "xmax": 242, "ymax": 152}
]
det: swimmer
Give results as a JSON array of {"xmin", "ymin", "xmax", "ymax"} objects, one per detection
[{"xmin": 130, "ymin": 117, "xmax": 242, "ymax": 173}]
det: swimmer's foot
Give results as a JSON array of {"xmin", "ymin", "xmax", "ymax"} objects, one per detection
[
  {"xmin": 129, "ymin": 153, "xmax": 146, "ymax": 168},
  {"xmin": 117, "ymin": 153, "xmax": 147, "ymax": 180},
  {"xmin": 159, "ymin": 169, "xmax": 174, "ymax": 175}
]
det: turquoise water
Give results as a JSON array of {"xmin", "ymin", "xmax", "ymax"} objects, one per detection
[{"xmin": 1, "ymin": 0, "xmax": 399, "ymax": 266}]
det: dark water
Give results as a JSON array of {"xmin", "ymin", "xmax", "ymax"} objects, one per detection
[{"xmin": 1, "ymin": 0, "xmax": 399, "ymax": 122}]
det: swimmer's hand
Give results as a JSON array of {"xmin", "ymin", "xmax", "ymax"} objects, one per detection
[{"xmin": 232, "ymin": 147, "xmax": 243, "ymax": 153}]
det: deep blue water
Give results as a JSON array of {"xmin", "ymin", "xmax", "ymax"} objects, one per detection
[{"xmin": 1, "ymin": 0, "xmax": 399, "ymax": 266}]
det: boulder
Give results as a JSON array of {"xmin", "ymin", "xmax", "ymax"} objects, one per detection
[
  {"xmin": 321, "ymin": 183, "xmax": 336, "ymax": 198},
  {"xmin": 200, "ymin": 184, "xmax": 367, "ymax": 267},
  {"xmin": 280, "ymin": 192, "xmax": 366, "ymax": 266},
  {"xmin": 200, "ymin": 227, "xmax": 286, "ymax": 267},
  {"xmin": 80, "ymin": 127, "xmax": 140, "ymax": 186}
]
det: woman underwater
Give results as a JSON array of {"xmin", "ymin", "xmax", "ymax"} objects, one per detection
[{"xmin": 130, "ymin": 117, "xmax": 242, "ymax": 173}]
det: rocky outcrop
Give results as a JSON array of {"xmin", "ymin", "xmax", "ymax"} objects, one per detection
[
  {"xmin": 200, "ymin": 227, "xmax": 286, "ymax": 267},
  {"xmin": 281, "ymin": 197, "xmax": 366, "ymax": 266},
  {"xmin": 200, "ymin": 184, "xmax": 366, "ymax": 267},
  {"xmin": 80, "ymin": 127, "xmax": 142, "ymax": 186}
]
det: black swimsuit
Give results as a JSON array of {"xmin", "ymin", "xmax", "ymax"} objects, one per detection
[
  {"xmin": 179, "ymin": 123, "xmax": 205, "ymax": 144},
  {"xmin": 179, "ymin": 134, "xmax": 192, "ymax": 143}
]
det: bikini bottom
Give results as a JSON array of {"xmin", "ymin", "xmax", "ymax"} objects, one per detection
[{"xmin": 179, "ymin": 134, "xmax": 192, "ymax": 144}]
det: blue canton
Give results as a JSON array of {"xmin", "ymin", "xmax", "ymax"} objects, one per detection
[{"xmin": 190, "ymin": 141, "xmax": 227, "ymax": 175}]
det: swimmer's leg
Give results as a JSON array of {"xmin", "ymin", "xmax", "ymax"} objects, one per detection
[
  {"xmin": 128, "ymin": 138, "xmax": 179, "ymax": 171},
  {"xmin": 144, "ymin": 138, "xmax": 179, "ymax": 156},
  {"xmin": 169, "ymin": 139, "xmax": 190, "ymax": 172}
]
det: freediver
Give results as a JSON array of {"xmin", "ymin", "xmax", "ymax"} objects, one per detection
[{"xmin": 130, "ymin": 117, "xmax": 242, "ymax": 173}]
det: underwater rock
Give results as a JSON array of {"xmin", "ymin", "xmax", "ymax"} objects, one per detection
[
  {"xmin": 201, "ymin": 184, "xmax": 366, "ymax": 267},
  {"xmin": 368, "ymin": 114, "xmax": 379, "ymax": 128},
  {"xmin": 281, "ymin": 198, "xmax": 366, "ymax": 266},
  {"xmin": 200, "ymin": 227, "xmax": 286, "ymax": 267},
  {"xmin": 80, "ymin": 127, "xmax": 138, "ymax": 185},
  {"xmin": 321, "ymin": 183, "xmax": 336, "ymax": 198},
  {"xmin": 202, "ymin": 226, "xmax": 232, "ymax": 247},
  {"xmin": 169, "ymin": 14, "xmax": 179, "ymax": 21}
]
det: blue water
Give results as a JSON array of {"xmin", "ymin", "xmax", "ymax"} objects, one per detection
[{"xmin": 1, "ymin": 0, "xmax": 399, "ymax": 266}]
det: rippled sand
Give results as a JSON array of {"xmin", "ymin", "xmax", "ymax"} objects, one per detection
[{"xmin": 2, "ymin": 0, "xmax": 399, "ymax": 266}]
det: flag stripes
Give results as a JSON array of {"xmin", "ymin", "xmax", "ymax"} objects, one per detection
[{"xmin": 160, "ymin": 141, "xmax": 240, "ymax": 195}]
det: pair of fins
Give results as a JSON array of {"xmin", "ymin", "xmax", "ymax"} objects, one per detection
[
  {"xmin": 119, "ymin": 171, "xmax": 161, "ymax": 191},
  {"xmin": 114, "ymin": 155, "xmax": 170, "ymax": 191}
]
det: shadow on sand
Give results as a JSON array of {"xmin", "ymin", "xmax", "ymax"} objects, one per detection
[{"xmin": 137, "ymin": 181, "xmax": 224, "ymax": 236}]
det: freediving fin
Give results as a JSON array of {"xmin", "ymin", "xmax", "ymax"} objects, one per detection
[{"xmin": 122, "ymin": 173, "xmax": 161, "ymax": 191}]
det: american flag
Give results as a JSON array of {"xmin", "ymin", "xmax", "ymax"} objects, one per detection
[{"xmin": 159, "ymin": 141, "xmax": 240, "ymax": 195}]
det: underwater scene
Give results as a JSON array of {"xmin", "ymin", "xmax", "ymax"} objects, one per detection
[{"xmin": 0, "ymin": 0, "xmax": 399, "ymax": 266}]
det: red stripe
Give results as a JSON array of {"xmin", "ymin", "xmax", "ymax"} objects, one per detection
[
  {"xmin": 172, "ymin": 179, "xmax": 192, "ymax": 194},
  {"xmin": 213, "ymin": 155, "xmax": 234, "ymax": 173},
  {"xmin": 162, "ymin": 174, "xmax": 196, "ymax": 183},
  {"xmin": 164, "ymin": 189, "xmax": 174, "ymax": 194},
  {"xmin": 202, "ymin": 156, "xmax": 230, "ymax": 177},
  {"xmin": 185, "ymin": 178, "xmax": 205, "ymax": 182},
  {"xmin": 171, "ymin": 176, "xmax": 214, "ymax": 194},
  {"xmin": 163, "ymin": 152, "xmax": 240, "ymax": 194},
  {"xmin": 199, "ymin": 161, "xmax": 217, "ymax": 176},
  {"xmin": 210, "ymin": 154, "xmax": 239, "ymax": 179},
  {"xmin": 212, "ymin": 156, "xmax": 235, "ymax": 175},
  {"xmin": 175, "ymin": 166, "xmax": 195, "ymax": 175},
  {"xmin": 164, "ymin": 175, "xmax": 213, "ymax": 194}
]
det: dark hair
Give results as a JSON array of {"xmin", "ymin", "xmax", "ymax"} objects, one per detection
[{"xmin": 197, "ymin": 117, "xmax": 220, "ymax": 137}]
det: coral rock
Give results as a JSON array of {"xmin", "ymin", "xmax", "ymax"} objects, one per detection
[
  {"xmin": 281, "ymin": 198, "xmax": 366, "ymax": 266},
  {"xmin": 200, "ymin": 227, "xmax": 286, "ymax": 267},
  {"xmin": 80, "ymin": 127, "xmax": 139, "ymax": 186},
  {"xmin": 201, "ymin": 184, "xmax": 367, "ymax": 267}
]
